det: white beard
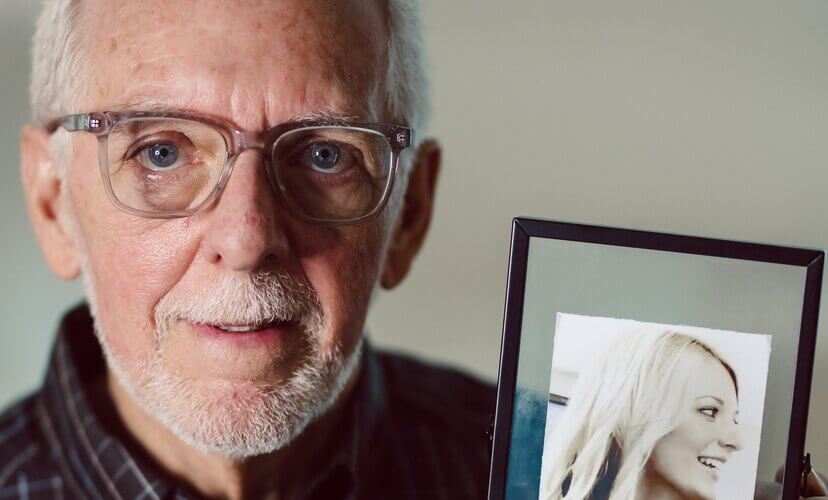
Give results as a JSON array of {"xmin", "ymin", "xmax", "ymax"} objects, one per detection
[{"xmin": 80, "ymin": 261, "xmax": 362, "ymax": 459}]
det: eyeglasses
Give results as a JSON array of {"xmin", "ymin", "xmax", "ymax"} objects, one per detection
[{"xmin": 44, "ymin": 111, "xmax": 413, "ymax": 225}]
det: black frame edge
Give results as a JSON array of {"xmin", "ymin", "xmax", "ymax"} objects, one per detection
[
  {"xmin": 516, "ymin": 217, "xmax": 821, "ymax": 267},
  {"xmin": 783, "ymin": 252, "xmax": 824, "ymax": 498},
  {"xmin": 488, "ymin": 219, "xmax": 531, "ymax": 499}
]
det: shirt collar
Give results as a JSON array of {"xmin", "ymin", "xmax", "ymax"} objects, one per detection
[{"xmin": 36, "ymin": 303, "xmax": 388, "ymax": 500}]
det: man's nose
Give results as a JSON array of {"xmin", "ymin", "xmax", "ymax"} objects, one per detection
[
  {"xmin": 719, "ymin": 420, "xmax": 743, "ymax": 452},
  {"xmin": 201, "ymin": 152, "xmax": 290, "ymax": 271}
]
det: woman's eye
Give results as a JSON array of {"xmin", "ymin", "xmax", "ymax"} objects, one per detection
[
  {"xmin": 137, "ymin": 143, "xmax": 183, "ymax": 170},
  {"xmin": 700, "ymin": 407, "xmax": 719, "ymax": 418},
  {"xmin": 301, "ymin": 142, "xmax": 350, "ymax": 174}
]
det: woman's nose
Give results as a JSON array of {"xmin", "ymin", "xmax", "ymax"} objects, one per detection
[{"xmin": 719, "ymin": 420, "xmax": 743, "ymax": 452}]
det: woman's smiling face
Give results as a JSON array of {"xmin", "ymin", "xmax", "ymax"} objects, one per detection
[{"xmin": 647, "ymin": 351, "xmax": 743, "ymax": 499}]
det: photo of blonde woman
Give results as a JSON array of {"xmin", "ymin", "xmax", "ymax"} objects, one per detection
[{"xmin": 540, "ymin": 314, "xmax": 771, "ymax": 500}]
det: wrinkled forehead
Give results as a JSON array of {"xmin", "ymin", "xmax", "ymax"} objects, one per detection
[{"xmin": 76, "ymin": 0, "xmax": 388, "ymax": 125}]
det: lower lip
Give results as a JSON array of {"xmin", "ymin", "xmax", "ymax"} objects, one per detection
[{"xmin": 190, "ymin": 321, "xmax": 296, "ymax": 348}]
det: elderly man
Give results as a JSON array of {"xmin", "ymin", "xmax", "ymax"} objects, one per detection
[
  {"xmin": 3, "ymin": 0, "xmax": 493, "ymax": 498},
  {"xmin": 3, "ymin": 1, "xmax": 827, "ymax": 500}
]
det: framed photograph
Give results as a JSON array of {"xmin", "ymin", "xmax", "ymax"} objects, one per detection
[{"xmin": 488, "ymin": 218, "xmax": 824, "ymax": 500}]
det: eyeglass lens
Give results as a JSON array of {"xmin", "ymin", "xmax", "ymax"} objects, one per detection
[{"xmin": 105, "ymin": 118, "xmax": 394, "ymax": 221}]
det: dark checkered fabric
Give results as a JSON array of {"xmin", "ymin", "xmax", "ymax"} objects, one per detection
[{"xmin": 0, "ymin": 305, "xmax": 495, "ymax": 499}]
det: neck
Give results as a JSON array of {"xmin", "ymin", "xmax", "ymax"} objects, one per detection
[{"xmin": 97, "ymin": 369, "xmax": 359, "ymax": 500}]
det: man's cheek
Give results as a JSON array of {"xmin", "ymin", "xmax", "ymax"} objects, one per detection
[
  {"xmin": 300, "ymin": 232, "xmax": 382, "ymax": 347},
  {"xmin": 90, "ymin": 252, "xmax": 159, "ymax": 360},
  {"xmin": 90, "ymin": 231, "xmax": 197, "ymax": 351}
]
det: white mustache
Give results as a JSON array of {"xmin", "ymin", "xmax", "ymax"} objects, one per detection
[{"xmin": 154, "ymin": 271, "xmax": 322, "ymax": 332}]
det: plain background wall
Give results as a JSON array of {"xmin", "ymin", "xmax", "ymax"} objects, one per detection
[{"xmin": 1, "ymin": 0, "xmax": 826, "ymax": 464}]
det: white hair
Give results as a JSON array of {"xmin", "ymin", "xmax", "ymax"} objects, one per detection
[
  {"xmin": 30, "ymin": 0, "xmax": 88, "ymax": 121},
  {"xmin": 30, "ymin": 0, "xmax": 431, "ymax": 143},
  {"xmin": 384, "ymin": 0, "xmax": 431, "ymax": 137},
  {"xmin": 539, "ymin": 330, "xmax": 738, "ymax": 500}
]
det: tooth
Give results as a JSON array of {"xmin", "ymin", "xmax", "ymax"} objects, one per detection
[{"xmin": 221, "ymin": 324, "xmax": 254, "ymax": 332}]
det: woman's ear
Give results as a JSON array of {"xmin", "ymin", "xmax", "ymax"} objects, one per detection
[
  {"xmin": 380, "ymin": 138, "xmax": 441, "ymax": 289},
  {"xmin": 20, "ymin": 125, "xmax": 81, "ymax": 280}
]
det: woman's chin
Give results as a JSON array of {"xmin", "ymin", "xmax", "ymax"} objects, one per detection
[
  {"xmin": 683, "ymin": 482, "xmax": 716, "ymax": 500},
  {"xmin": 648, "ymin": 472, "xmax": 716, "ymax": 500}
]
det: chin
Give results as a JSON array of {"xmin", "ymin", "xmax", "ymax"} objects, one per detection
[
  {"xmin": 683, "ymin": 481, "xmax": 716, "ymax": 500},
  {"xmin": 149, "ymin": 379, "xmax": 309, "ymax": 458},
  {"xmin": 103, "ymin": 328, "xmax": 364, "ymax": 458},
  {"xmin": 697, "ymin": 486, "xmax": 716, "ymax": 500}
]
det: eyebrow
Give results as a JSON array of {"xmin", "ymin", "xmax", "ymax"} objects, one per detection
[
  {"xmin": 696, "ymin": 395, "xmax": 725, "ymax": 405},
  {"xmin": 290, "ymin": 110, "xmax": 365, "ymax": 124}
]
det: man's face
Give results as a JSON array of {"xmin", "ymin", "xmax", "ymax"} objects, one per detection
[{"xmin": 57, "ymin": 0, "xmax": 397, "ymax": 456}]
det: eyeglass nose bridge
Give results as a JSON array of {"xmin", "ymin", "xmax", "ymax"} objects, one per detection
[
  {"xmin": 205, "ymin": 129, "xmax": 286, "ymax": 227},
  {"xmin": 219, "ymin": 129, "xmax": 283, "ymax": 201},
  {"xmin": 231, "ymin": 130, "xmax": 270, "ymax": 156}
]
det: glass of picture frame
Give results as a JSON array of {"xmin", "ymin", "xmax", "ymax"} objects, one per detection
[{"xmin": 488, "ymin": 218, "xmax": 824, "ymax": 500}]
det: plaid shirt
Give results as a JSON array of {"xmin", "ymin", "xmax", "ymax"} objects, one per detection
[{"xmin": 0, "ymin": 305, "xmax": 495, "ymax": 499}]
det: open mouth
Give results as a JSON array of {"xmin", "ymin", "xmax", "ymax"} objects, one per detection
[
  {"xmin": 697, "ymin": 456, "xmax": 725, "ymax": 470},
  {"xmin": 199, "ymin": 320, "xmax": 295, "ymax": 334},
  {"xmin": 216, "ymin": 323, "xmax": 271, "ymax": 333},
  {"xmin": 185, "ymin": 319, "xmax": 301, "ymax": 349}
]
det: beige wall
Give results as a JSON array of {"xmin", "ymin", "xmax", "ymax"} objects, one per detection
[{"xmin": 1, "ymin": 0, "xmax": 826, "ymax": 464}]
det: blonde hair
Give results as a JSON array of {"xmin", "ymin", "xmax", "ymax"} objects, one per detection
[{"xmin": 540, "ymin": 330, "xmax": 737, "ymax": 500}]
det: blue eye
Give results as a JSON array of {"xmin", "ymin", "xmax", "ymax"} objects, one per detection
[
  {"xmin": 140, "ymin": 143, "xmax": 180, "ymax": 170},
  {"xmin": 302, "ymin": 143, "xmax": 344, "ymax": 173}
]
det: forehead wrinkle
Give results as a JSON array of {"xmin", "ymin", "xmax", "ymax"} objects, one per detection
[
  {"xmin": 80, "ymin": 0, "xmax": 387, "ymax": 127},
  {"xmin": 104, "ymin": 93, "xmax": 373, "ymax": 135}
]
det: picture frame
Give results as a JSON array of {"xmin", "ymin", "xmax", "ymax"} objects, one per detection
[{"xmin": 488, "ymin": 218, "xmax": 824, "ymax": 500}]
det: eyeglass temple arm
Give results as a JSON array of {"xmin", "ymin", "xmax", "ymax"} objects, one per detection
[{"xmin": 42, "ymin": 113, "xmax": 107, "ymax": 135}]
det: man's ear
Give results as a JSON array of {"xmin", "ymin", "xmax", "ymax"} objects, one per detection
[
  {"xmin": 20, "ymin": 125, "xmax": 81, "ymax": 280},
  {"xmin": 380, "ymin": 138, "xmax": 441, "ymax": 289}
]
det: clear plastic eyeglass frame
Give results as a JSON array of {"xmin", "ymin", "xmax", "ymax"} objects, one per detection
[{"xmin": 44, "ymin": 111, "xmax": 413, "ymax": 226}]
